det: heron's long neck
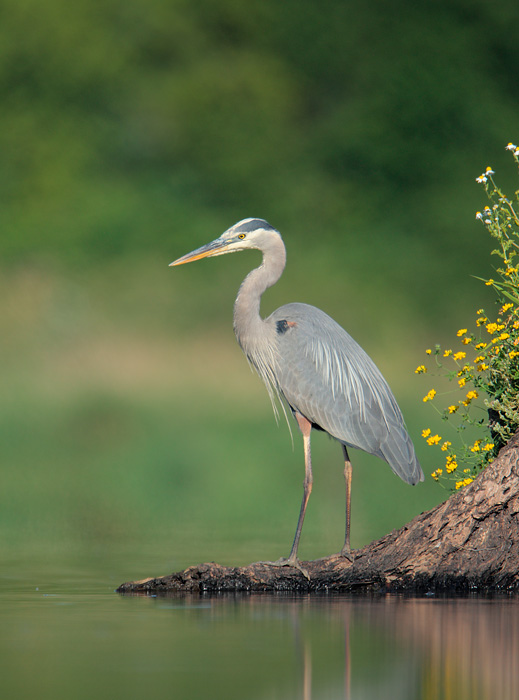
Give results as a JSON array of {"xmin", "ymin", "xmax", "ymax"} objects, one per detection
[{"xmin": 233, "ymin": 238, "xmax": 286, "ymax": 352}]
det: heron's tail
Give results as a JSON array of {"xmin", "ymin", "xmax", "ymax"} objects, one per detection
[{"xmin": 378, "ymin": 426, "xmax": 424, "ymax": 485}]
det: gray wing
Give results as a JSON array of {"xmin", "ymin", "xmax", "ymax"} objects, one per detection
[{"xmin": 268, "ymin": 303, "xmax": 423, "ymax": 485}]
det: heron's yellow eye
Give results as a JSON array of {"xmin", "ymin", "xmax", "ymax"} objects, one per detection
[{"xmin": 237, "ymin": 233, "xmax": 246, "ymax": 239}]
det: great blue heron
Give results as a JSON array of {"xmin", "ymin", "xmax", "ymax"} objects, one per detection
[{"xmin": 171, "ymin": 218, "xmax": 423, "ymax": 575}]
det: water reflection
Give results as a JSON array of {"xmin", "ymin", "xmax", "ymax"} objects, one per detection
[
  {"xmin": 316, "ymin": 595, "xmax": 519, "ymax": 699},
  {"xmin": 379, "ymin": 596, "xmax": 518, "ymax": 700},
  {"xmin": 147, "ymin": 593, "xmax": 518, "ymax": 700},
  {"xmin": 2, "ymin": 565, "xmax": 518, "ymax": 700}
]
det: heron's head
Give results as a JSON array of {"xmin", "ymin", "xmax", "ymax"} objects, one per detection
[{"xmin": 170, "ymin": 218, "xmax": 281, "ymax": 267}]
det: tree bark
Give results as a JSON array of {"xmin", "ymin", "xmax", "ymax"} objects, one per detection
[{"xmin": 117, "ymin": 431, "xmax": 519, "ymax": 595}]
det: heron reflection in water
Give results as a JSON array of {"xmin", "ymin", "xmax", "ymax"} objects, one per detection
[{"xmin": 171, "ymin": 218, "xmax": 423, "ymax": 576}]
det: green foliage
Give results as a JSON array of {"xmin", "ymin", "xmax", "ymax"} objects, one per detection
[
  {"xmin": 2, "ymin": 0, "xmax": 519, "ymax": 282},
  {"xmin": 418, "ymin": 144, "xmax": 519, "ymax": 489}
]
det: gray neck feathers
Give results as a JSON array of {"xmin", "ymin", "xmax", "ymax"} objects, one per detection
[
  {"xmin": 233, "ymin": 235, "xmax": 286, "ymax": 413},
  {"xmin": 233, "ymin": 235, "xmax": 286, "ymax": 351}
]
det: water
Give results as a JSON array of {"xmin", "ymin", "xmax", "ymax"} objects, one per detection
[{"xmin": 2, "ymin": 553, "xmax": 518, "ymax": 700}]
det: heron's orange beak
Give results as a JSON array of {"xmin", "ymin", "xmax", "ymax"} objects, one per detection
[{"xmin": 169, "ymin": 238, "xmax": 232, "ymax": 266}]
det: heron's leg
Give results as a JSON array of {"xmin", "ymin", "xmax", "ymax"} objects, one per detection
[
  {"xmin": 257, "ymin": 412, "xmax": 313, "ymax": 579},
  {"xmin": 287, "ymin": 412, "xmax": 313, "ymax": 563},
  {"xmin": 340, "ymin": 445, "xmax": 354, "ymax": 560}
]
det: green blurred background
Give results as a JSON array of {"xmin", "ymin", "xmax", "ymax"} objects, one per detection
[{"xmin": 2, "ymin": 0, "xmax": 518, "ymax": 572}]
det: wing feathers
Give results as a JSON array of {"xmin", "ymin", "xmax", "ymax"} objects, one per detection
[{"xmin": 268, "ymin": 303, "xmax": 423, "ymax": 485}]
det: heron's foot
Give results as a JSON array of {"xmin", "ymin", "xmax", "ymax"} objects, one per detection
[
  {"xmin": 338, "ymin": 546, "xmax": 355, "ymax": 563},
  {"xmin": 256, "ymin": 557, "xmax": 310, "ymax": 580}
]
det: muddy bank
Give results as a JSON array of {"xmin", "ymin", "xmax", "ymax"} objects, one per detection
[{"xmin": 117, "ymin": 432, "xmax": 519, "ymax": 595}]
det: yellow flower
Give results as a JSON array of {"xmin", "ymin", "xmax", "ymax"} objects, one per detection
[
  {"xmin": 448, "ymin": 405, "xmax": 458, "ymax": 414},
  {"xmin": 462, "ymin": 337, "xmax": 472, "ymax": 345},
  {"xmin": 483, "ymin": 443, "xmax": 494, "ymax": 452},
  {"xmin": 499, "ymin": 332, "xmax": 510, "ymax": 340},
  {"xmin": 415, "ymin": 365, "xmax": 427, "ymax": 374},
  {"xmin": 423, "ymin": 389, "xmax": 436, "ymax": 402},
  {"xmin": 475, "ymin": 342, "xmax": 486, "ymax": 350},
  {"xmin": 427, "ymin": 434, "xmax": 442, "ymax": 446},
  {"xmin": 486, "ymin": 323, "xmax": 498, "ymax": 334},
  {"xmin": 477, "ymin": 363, "xmax": 489, "ymax": 371},
  {"xmin": 453, "ymin": 351, "xmax": 466, "ymax": 361},
  {"xmin": 445, "ymin": 455, "xmax": 458, "ymax": 473},
  {"xmin": 422, "ymin": 428, "xmax": 431, "ymax": 438},
  {"xmin": 509, "ymin": 350, "xmax": 519, "ymax": 360},
  {"xmin": 476, "ymin": 308, "xmax": 484, "ymax": 315},
  {"xmin": 458, "ymin": 377, "xmax": 466, "ymax": 388},
  {"xmin": 455, "ymin": 478, "xmax": 473, "ymax": 489},
  {"xmin": 466, "ymin": 390, "xmax": 478, "ymax": 401},
  {"xmin": 470, "ymin": 440, "xmax": 482, "ymax": 452},
  {"xmin": 425, "ymin": 348, "xmax": 432, "ymax": 355},
  {"xmin": 457, "ymin": 328, "xmax": 468, "ymax": 337},
  {"xmin": 441, "ymin": 441, "xmax": 452, "ymax": 451},
  {"xmin": 458, "ymin": 368, "xmax": 474, "ymax": 381},
  {"xmin": 431, "ymin": 468, "xmax": 443, "ymax": 481},
  {"xmin": 443, "ymin": 349, "xmax": 453, "ymax": 357},
  {"xmin": 485, "ymin": 279, "xmax": 494, "ymax": 286},
  {"xmin": 501, "ymin": 303, "xmax": 514, "ymax": 313}
]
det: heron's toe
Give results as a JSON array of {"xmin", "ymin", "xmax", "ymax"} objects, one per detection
[
  {"xmin": 339, "ymin": 547, "xmax": 355, "ymax": 563},
  {"xmin": 256, "ymin": 557, "xmax": 310, "ymax": 580}
]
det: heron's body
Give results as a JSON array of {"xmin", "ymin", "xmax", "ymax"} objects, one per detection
[
  {"xmin": 172, "ymin": 218, "xmax": 423, "ymax": 574},
  {"xmin": 262, "ymin": 303, "xmax": 421, "ymax": 484}
]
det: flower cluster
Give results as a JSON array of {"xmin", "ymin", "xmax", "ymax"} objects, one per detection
[{"xmin": 419, "ymin": 142, "xmax": 519, "ymax": 490}]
